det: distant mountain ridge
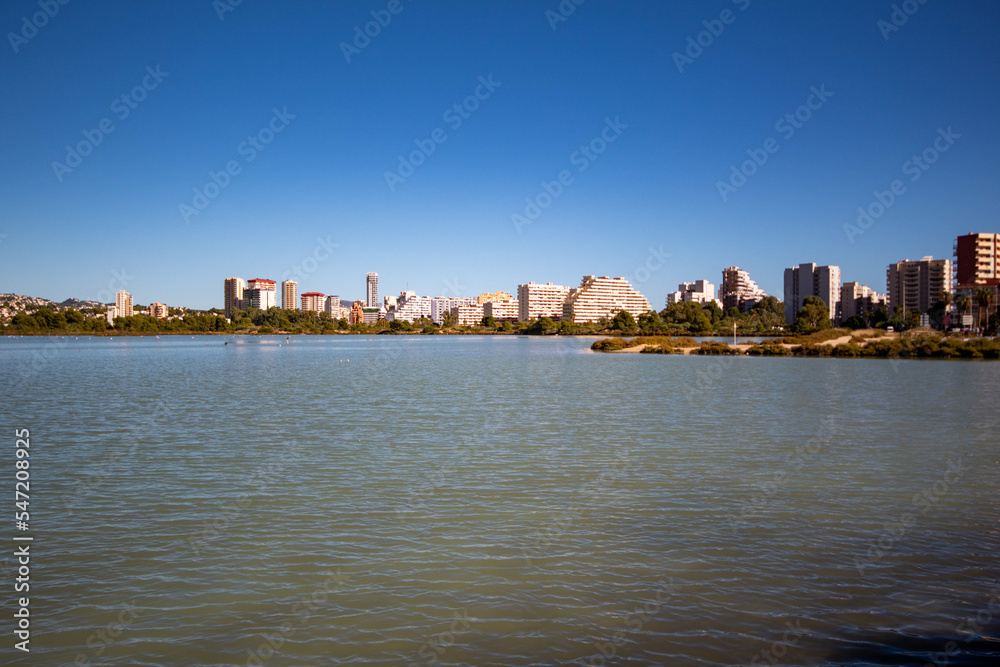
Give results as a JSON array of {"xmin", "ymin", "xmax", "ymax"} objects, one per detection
[{"xmin": 1, "ymin": 293, "xmax": 106, "ymax": 309}]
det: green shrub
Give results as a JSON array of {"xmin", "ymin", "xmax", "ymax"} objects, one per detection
[
  {"xmin": 697, "ymin": 341, "xmax": 741, "ymax": 355},
  {"xmin": 746, "ymin": 341, "xmax": 790, "ymax": 356},
  {"xmin": 591, "ymin": 338, "xmax": 631, "ymax": 352}
]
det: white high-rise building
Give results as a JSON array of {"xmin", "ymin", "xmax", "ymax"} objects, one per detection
[
  {"xmin": 281, "ymin": 280, "xmax": 298, "ymax": 310},
  {"xmin": 366, "ymin": 273, "xmax": 379, "ymax": 307},
  {"xmin": 105, "ymin": 304, "xmax": 118, "ymax": 325},
  {"xmin": 783, "ymin": 263, "xmax": 841, "ymax": 324},
  {"xmin": 115, "ymin": 289, "xmax": 133, "ymax": 317},
  {"xmin": 561, "ymin": 276, "xmax": 652, "ymax": 323},
  {"xmin": 452, "ymin": 304, "xmax": 485, "ymax": 326},
  {"xmin": 517, "ymin": 282, "xmax": 570, "ymax": 321}
]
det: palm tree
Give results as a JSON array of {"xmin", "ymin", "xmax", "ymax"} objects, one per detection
[
  {"xmin": 976, "ymin": 287, "xmax": 995, "ymax": 335},
  {"xmin": 938, "ymin": 290, "xmax": 953, "ymax": 330},
  {"xmin": 955, "ymin": 294, "xmax": 972, "ymax": 330}
]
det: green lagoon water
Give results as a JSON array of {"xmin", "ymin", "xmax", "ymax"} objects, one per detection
[{"xmin": 2, "ymin": 335, "xmax": 998, "ymax": 665}]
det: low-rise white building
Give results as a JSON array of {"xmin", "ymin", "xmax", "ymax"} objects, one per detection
[
  {"xmin": 484, "ymin": 299, "xmax": 519, "ymax": 322},
  {"xmin": 452, "ymin": 304, "xmax": 485, "ymax": 326},
  {"xmin": 666, "ymin": 280, "xmax": 720, "ymax": 307}
]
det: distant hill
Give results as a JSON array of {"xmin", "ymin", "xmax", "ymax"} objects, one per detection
[
  {"xmin": 58, "ymin": 297, "xmax": 107, "ymax": 309},
  {"xmin": 1, "ymin": 293, "xmax": 106, "ymax": 309}
]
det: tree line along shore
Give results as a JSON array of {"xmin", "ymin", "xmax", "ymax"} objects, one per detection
[
  {"xmin": 5, "ymin": 293, "xmax": 996, "ymax": 342},
  {"xmin": 3, "ymin": 298, "xmax": 790, "ymax": 337},
  {"xmin": 591, "ymin": 329, "xmax": 1000, "ymax": 360}
]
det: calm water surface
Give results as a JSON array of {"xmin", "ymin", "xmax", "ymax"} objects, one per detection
[{"xmin": 2, "ymin": 335, "xmax": 998, "ymax": 666}]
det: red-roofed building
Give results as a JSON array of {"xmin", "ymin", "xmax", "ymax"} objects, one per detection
[{"xmin": 301, "ymin": 292, "xmax": 324, "ymax": 313}]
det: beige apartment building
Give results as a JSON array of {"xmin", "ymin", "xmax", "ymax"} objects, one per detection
[
  {"xmin": 452, "ymin": 304, "xmax": 485, "ymax": 326},
  {"xmin": 517, "ymin": 282, "xmax": 570, "ymax": 321},
  {"xmin": 886, "ymin": 257, "xmax": 952, "ymax": 314},
  {"xmin": 841, "ymin": 282, "xmax": 886, "ymax": 320},
  {"xmin": 281, "ymin": 280, "xmax": 298, "ymax": 310},
  {"xmin": 224, "ymin": 277, "xmax": 246, "ymax": 318},
  {"xmin": 300, "ymin": 292, "xmax": 324, "ymax": 313},
  {"xmin": 477, "ymin": 291, "xmax": 513, "ymax": 305},
  {"xmin": 484, "ymin": 299, "xmax": 519, "ymax": 322},
  {"xmin": 149, "ymin": 302, "xmax": 168, "ymax": 319},
  {"xmin": 561, "ymin": 275, "xmax": 652, "ymax": 324}
]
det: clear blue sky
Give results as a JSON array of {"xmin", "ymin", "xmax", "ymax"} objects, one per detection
[{"xmin": 2, "ymin": 0, "xmax": 998, "ymax": 309}]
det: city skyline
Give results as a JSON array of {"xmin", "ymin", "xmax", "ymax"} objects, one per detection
[{"xmin": 3, "ymin": 2, "xmax": 999, "ymax": 310}]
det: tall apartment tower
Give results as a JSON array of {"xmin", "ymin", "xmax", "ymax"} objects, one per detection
[
  {"xmin": 281, "ymin": 280, "xmax": 298, "ymax": 310},
  {"xmin": 224, "ymin": 277, "xmax": 246, "ymax": 318},
  {"xmin": 886, "ymin": 257, "xmax": 952, "ymax": 314},
  {"xmin": 115, "ymin": 289, "xmax": 134, "ymax": 318},
  {"xmin": 783, "ymin": 263, "xmax": 841, "ymax": 324},
  {"xmin": 954, "ymin": 232, "xmax": 1000, "ymax": 289},
  {"xmin": 366, "ymin": 272, "xmax": 379, "ymax": 307}
]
